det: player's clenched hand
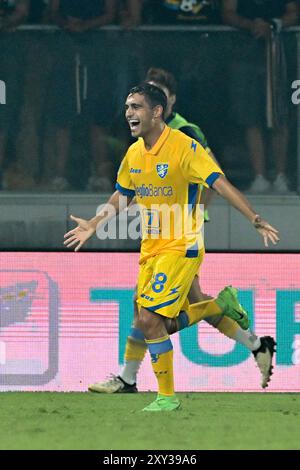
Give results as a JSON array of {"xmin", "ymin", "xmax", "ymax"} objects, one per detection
[
  {"xmin": 251, "ymin": 19, "xmax": 271, "ymax": 39},
  {"xmin": 253, "ymin": 216, "xmax": 280, "ymax": 247},
  {"xmin": 64, "ymin": 215, "xmax": 95, "ymax": 251}
]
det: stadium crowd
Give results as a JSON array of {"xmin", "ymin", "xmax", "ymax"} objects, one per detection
[{"xmin": 0, "ymin": 1, "xmax": 299, "ymax": 193}]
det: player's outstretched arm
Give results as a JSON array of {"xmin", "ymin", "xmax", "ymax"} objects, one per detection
[
  {"xmin": 63, "ymin": 190, "xmax": 132, "ymax": 251},
  {"xmin": 212, "ymin": 175, "xmax": 280, "ymax": 247}
]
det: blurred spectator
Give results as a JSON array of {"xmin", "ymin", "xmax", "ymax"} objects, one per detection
[
  {"xmin": 144, "ymin": 0, "xmax": 221, "ymax": 24},
  {"xmin": 142, "ymin": 2, "xmax": 223, "ymax": 164},
  {"xmin": 117, "ymin": 0, "xmax": 142, "ymax": 29},
  {"xmin": 50, "ymin": 0, "xmax": 116, "ymax": 30},
  {"xmin": 27, "ymin": 0, "xmax": 49, "ymax": 23},
  {"xmin": 222, "ymin": 0, "xmax": 298, "ymax": 194},
  {"xmin": 0, "ymin": 0, "xmax": 29, "ymax": 190},
  {"xmin": 0, "ymin": 0, "xmax": 28, "ymax": 29},
  {"xmin": 47, "ymin": 0, "xmax": 116, "ymax": 191},
  {"xmin": 113, "ymin": 0, "xmax": 144, "ymax": 125}
]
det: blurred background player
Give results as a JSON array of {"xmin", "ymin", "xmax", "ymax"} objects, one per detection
[
  {"xmin": 222, "ymin": 0, "xmax": 298, "ymax": 194},
  {"xmin": 146, "ymin": 67, "xmax": 217, "ymax": 221}
]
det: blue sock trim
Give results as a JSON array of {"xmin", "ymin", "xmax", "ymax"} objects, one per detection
[
  {"xmin": 130, "ymin": 327, "xmax": 145, "ymax": 341},
  {"xmin": 177, "ymin": 311, "xmax": 189, "ymax": 331},
  {"xmin": 147, "ymin": 338, "xmax": 173, "ymax": 355}
]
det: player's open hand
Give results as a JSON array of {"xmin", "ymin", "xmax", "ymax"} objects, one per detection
[
  {"xmin": 253, "ymin": 216, "xmax": 280, "ymax": 247},
  {"xmin": 63, "ymin": 215, "xmax": 95, "ymax": 251}
]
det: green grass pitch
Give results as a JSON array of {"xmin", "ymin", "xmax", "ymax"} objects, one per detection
[{"xmin": 0, "ymin": 392, "xmax": 299, "ymax": 450}]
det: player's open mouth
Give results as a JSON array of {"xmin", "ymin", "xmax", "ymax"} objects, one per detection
[{"xmin": 128, "ymin": 119, "xmax": 140, "ymax": 131}]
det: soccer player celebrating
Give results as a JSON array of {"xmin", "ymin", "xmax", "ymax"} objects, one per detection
[
  {"xmin": 89, "ymin": 67, "xmax": 275, "ymax": 393},
  {"xmin": 64, "ymin": 84, "xmax": 279, "ymax": 411},
  {"xmin": 89, "ymin": 70, "xmax": 277, "ymax": 395}
]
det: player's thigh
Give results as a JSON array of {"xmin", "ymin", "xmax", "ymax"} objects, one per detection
[
  {"xmin": 187, "ymin": 275, "xmax": 203, "ymax": 303},
  {"xmin": 136, "ymin": 259, "xmax": 153, "ymax": 300},
  {"xmin": 137, "ymin": 252, "xmax": 203, "ymax": 319}
]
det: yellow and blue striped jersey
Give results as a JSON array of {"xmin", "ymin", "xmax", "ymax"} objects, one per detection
[{"xmin": 116, "ymin": 126, "xmax": 223, "ymax": 263}]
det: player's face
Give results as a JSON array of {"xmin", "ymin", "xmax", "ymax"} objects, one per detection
[
  {"xmin": 125, "ymin": 93, "xmax": 157, "ymax": 138},
  {"xmin": 148, "ymin": 81, "xmax": 176, "ymax": 119}
]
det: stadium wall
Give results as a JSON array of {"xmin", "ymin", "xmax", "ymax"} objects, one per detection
[{"xmin": 0, "ymin": 193, "xmax": 299, "ymax": 250}]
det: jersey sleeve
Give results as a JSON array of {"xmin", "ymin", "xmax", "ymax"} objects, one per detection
[
  {"xmin": 179, "ymin": 140, "xmax": 224, "ymax": 188},
  {"xmin": 180, "ymin": 125, "xmax": 208, "ymax": 149},
  {"xmin": 115, "ymin": 153, "xmax": 135, "ymax": 197}
]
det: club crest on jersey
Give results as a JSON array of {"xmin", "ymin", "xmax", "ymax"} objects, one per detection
[{"xmin": 156, "ymin": 163, "xmax": 168, "ymax": 179}]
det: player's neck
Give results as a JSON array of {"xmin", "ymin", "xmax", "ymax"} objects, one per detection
[{"xmin": 143, "ymin": 122, "xmax": 166, "ymax": 151}]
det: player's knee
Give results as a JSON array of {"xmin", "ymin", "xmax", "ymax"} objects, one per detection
[
  {"xmin": 164, "ymin": 318, "xmax": 177, "ymax": 335},
  {"xmin": 137, "ymin": 308, "xmax": 159, "ymax": 334},
  {"xmin": 136, "ymin": 310, "xmax": 151, "ymax": 332}
]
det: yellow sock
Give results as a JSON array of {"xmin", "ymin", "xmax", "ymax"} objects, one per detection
[
  {"xmin": 187, "ymin": 299, "xmax": 222, "ymax": 326},
  {"xmin": 124, "ymin": 327, "xmax": 147, "ymax": 362},
  {"xmin": 125, "ymin": 337, "xmax": 147, "ymax": 362},
  {"xmin": 215, "ymin": 316, "xmax": 240, "ymax": 339},
  {"xmin": 146, "ymin": 335, "xmax": 174, "ymax": 396}
]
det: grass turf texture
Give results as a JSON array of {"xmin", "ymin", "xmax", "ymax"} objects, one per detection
[{"xmin": 0, "ymin": 392, "xmax": 299, "ymax": 450}]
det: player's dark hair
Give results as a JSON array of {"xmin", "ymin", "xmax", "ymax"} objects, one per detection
[
  {"xmin": 129, "ymin": 83, "xmax": 167, "ymax": 116},
  {"xmin": 146, "ymin": 67, "xmax": 177, "ymax": 95}
]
